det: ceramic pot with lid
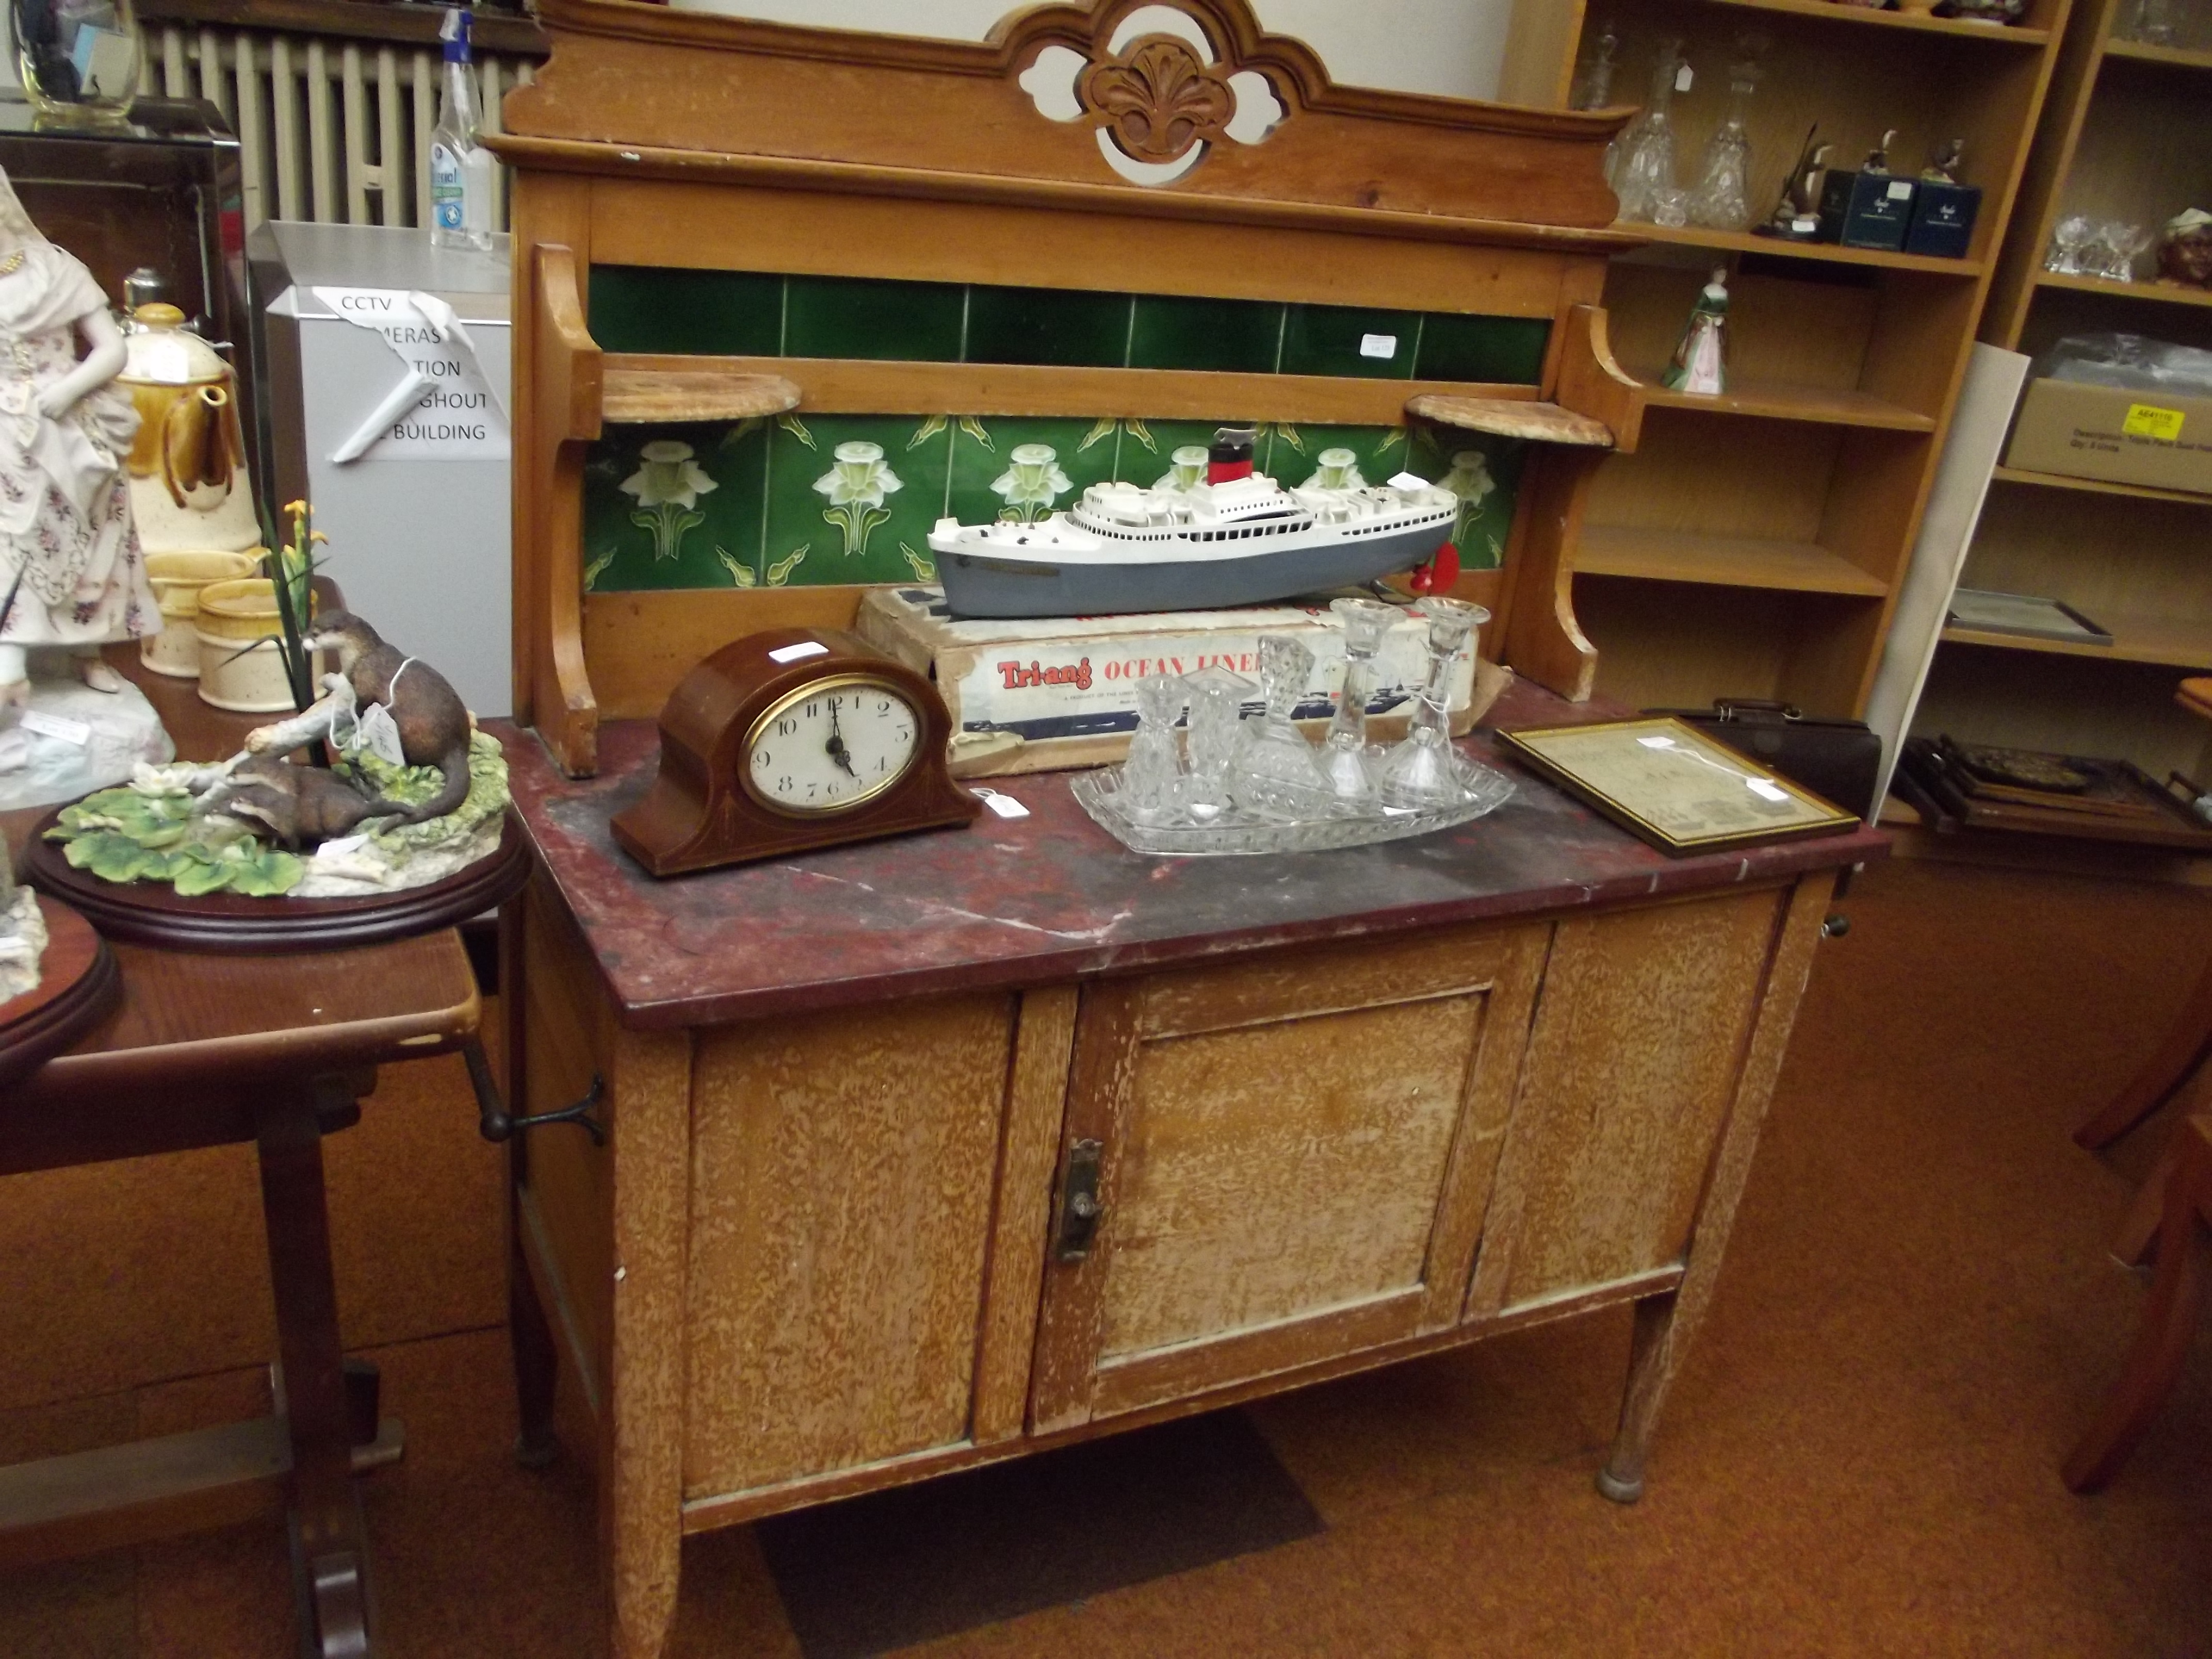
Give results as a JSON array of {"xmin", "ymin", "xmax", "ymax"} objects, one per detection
[{"xmin": 117, "ymin": 303, "xmax": 260, "ymax": 555}]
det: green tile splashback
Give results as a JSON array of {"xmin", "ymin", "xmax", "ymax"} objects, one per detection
[
  {"xmin": 584, "ymin": 413, "xmax": 1523, "ymax": 592},
  {"xmin": 586, "ymin": 266, "xmax": 1550, "ymax": 385}
]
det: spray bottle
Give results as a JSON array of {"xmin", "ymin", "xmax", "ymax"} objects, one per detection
[{"xmin": 429, "ymin": 8, "xmax": 494, "ymax": 252}]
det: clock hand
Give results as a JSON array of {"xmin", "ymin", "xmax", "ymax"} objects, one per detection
[{"xmin": 824, "ymin": 699, "xmax": 859, "ymax": 777}]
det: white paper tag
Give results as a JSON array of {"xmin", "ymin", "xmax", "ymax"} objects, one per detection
[
  {"xmin": 20, "ymin": 709, "xmax": 91, "ymax": 744},
  {"xmin": 353, "ymin": 701, "xmax": 408, "ymax": 767},
  {"xmin": 315, "ymin": 833, "xmax": 371, "ymax": 860},
  {"xmin": 1886, "ymin": 180, "xmax": 1914, "ymax": 201},
  {"xmin": 1358, "ymin": 333, "xmax": 1398, "ymax": 360},
  {"xmin": 1791, "ymin": 215, "xmax": 1819, "ymax": 234},
  {"xmin": 974, "ymin": 789, "xmax": 1030, "ymax": 819},
  {"xmin": 769, "ymin": 640, "xmax": 829, "ymax": 664},
  {"xmin": 1674, "ymin": 64, "xmax": 1694, "ymax": 92},
  {"xmin": 1747, "ymin": 778, "xmax": 1791, "ymax": 802}
]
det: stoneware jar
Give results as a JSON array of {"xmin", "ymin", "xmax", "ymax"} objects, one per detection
[
  {"xmin": 142, "ymin": 549, "xmax": 261, "ymax": 677},
  {"xmin": 195, "ymin": 577, "xmax": 318, "ymax": 712}
]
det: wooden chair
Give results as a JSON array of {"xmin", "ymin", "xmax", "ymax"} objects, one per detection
[
  {"xmin": 2073, "ymin": 676, "xmax": 2212, "ymax": 1268},
  {"xmin": 2065, "ymin": 1113, "xmax": 2212, "ymax": 1492}
]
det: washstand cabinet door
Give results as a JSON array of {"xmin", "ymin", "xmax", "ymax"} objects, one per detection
[{"xmin": 1029, "ymin": 922, "xmax": 1549, "ymax": 1433}]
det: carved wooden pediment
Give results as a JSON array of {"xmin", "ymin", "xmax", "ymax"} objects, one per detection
[{"xmin": 501, "ymin": 0, "xmax": 1629, "ymax": 237}]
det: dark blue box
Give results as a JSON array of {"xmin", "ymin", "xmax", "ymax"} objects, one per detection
[
  {"xmin": 1816, "ymin": 168, "xmax": 1916, "ymax": 252},
  {"xmin": 1904, "ymin": 180, "xmax": 1981, "ymax": 259}
]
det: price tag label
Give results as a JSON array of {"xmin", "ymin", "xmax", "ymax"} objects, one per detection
[
  {"xmin": 2123, "ymin": 402, "xmax": 2185, "ymax": 443},
  {"xmin": 973, "ymin": 788, "xmax": 1030, "ymax": 819},
  {"xmin": 769, "ymin": 640, "xmax": 829, "ymax": 664},
  {"xmin": 1674, "ymin": 63, "xmax": 1693, "ymax": 92},
  {"xmin": 1358, "ymin": 333, "xmax": 1398, "ymax": 360},
  {"xmin": 20, "ymin": 709, "xmax": 91, "ymax": 745}
]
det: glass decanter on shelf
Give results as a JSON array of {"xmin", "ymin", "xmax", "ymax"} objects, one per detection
[
  {"xmin": 1120, "ymin": 669, "xmax": 1185, "ymax": 824},
  {"xmin": 1688, "ymin": 46, "xmax": 1761, "ymax": 233},
  {"xmin": 1612, "ymin": 39, "xmax": 1686, "ymax": 223},
  {"xmin": 2121, "ymin": 0, "xmax": 2178, "ymax": 44},
  {"xmin": 1178, "ymin": 663, "xmax": 1251, "ymax": 822},
  {"xmin": 1376, "ymin": 599, "xmax": 1491, "ymax": 810},
  {"xmin": 1571, "ymin": 18, "xmax": 1620, "ymax": 110},
  {"xmin": 1321, "ymin": 597, "xmax": 1397, "ymax": 807},
  {"xmin": 1233, "ymin": 636, "xmax": 1333, "ymax": 819}
]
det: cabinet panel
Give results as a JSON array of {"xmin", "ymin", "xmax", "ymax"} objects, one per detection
[
  {"xmin": 1033, "ymin": 923, "xmax": 1550, "ymax": 1432},
  {"xmin": 680, "ymin": 991, "xmax": 1017, "ymax": 1499},
  {"xmin": 1471, "ymin": 889, "xmax": 1784, "ymax": 1316}
]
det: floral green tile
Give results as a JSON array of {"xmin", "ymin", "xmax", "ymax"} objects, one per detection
[
  {"xmin": 764, "ymin": 413, "xmax": 951, "ymax": 587},
  {"xmin": 1111, "ymin": 418, "xmax": 1226, "ymax": 489},
  {"xmin": 1414, "ymin": 313, "xmax": 1551, "ymax": 386},
  {"xmin": 948, "ymin": 415, "xmax": 1121, "ymax": 528},
  {"xmin": 1127, "ymin": 294, "xmax": 1284, "ymax": 374},
  {"xmin": 587, "ymin": 267, "xmax": 784, "ymax": 357},
  {"xmin": 963, "ymin": 286, "xmax": 1135, "ymax": 368},
  {"xmin": 582, "ymin": 419, "xmax": 770, "ymax": 592},
  {"xmin": 1404, "ymin": 426, "xmax": 1525, "ymax": 571},
  {"xmin": 783, "ymin": 276, "xmax": 966, "ymax": 362},
  {"xmin": 1274, "ymin": 424, "xmax": 1411, "ymax": 492},
  {"xmin": 1278, "ymin": 304, "xmax": 1420, "ymax": 379}
]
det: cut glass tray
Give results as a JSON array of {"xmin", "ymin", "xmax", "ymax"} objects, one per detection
[{"xmin": 1070, "ymin": 758, "xmax": 1515, "ymax": 856}]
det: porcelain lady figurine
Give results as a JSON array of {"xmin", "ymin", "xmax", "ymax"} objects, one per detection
[
  {"xmin": 1663, "ymin": 269, "xmax": 1730, "ymax": 396},
  {"xmin": 0, "ymin": 164, "xmax": 157, "ymax": 708}
]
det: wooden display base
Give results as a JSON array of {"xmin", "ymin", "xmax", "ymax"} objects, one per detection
[
  {"xmin": 0, "ymin": 898, "xmax": 118, "ymax": 1088},
  {"xmin": 25, "ymin": 814, "xmax": 532, "ymax": 954}
]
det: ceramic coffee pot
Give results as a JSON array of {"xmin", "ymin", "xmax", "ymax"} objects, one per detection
[{"xmin": 117, "ymin": 302, "xmax": 259, "ymax": 555}]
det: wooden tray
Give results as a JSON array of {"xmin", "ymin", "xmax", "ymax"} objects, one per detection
[
  {"xmin": 1897, "ymin": 739, "xmax": 2212, "ymax": 851},
  {"xmin": 24, "ymin": 812, "xmax": 532, "ymax": 954},
  {"xmin": 0, "ymin": 899, "xmax": 118, "ymax": 1089}
]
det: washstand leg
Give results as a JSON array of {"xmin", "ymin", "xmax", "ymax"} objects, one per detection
[
  {"xmin": 1598, "ymin": 1291, "xmax": 1679, "ymax": 1504},
  {"xmin": 509, "ymin": 1144, "xmax": 560, "ymax": 1469},
  {"xmin": 256, "ymin": 1079, "xmax": 375, "ymax": 1659},
  {"xmin": 2077, "ymin": 956, "xmax": 2212, "ymax": 1151}
]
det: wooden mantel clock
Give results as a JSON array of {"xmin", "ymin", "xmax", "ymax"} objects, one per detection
[{"xmin": 611, "ymin": 629, "xmax": 982, "ymax": 876}]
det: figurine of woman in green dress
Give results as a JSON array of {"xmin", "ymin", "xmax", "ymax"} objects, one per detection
[{"xmin": 1663, "ymin": 268, "xmax": 1730, "ymax": 397}]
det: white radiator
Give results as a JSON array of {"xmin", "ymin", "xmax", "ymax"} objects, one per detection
[{"xmin": 139, "ymin": 25, "xmax": 535, "ymax": 233}]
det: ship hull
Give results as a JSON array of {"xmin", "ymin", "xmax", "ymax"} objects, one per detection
[{"xmin": 935, "ymin": 519, "xmax": 1447, "ymax": 620}]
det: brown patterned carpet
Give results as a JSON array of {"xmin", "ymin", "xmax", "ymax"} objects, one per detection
[{"xmin": 3, "ymin": 858, "xmax": 2210, "ymax": 1656}]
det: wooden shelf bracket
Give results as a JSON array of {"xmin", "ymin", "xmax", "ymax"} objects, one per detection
[{"xmin": 527, "ymin": 243, "xmax": 604, "ymax": 778}]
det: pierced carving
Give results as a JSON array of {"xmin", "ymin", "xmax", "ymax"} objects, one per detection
[{"xmin": 1080, "ymin": 36, "xmax": 1235, "ymax": 166}]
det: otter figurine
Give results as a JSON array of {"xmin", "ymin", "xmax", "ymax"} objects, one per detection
[
  {"xmin": 249, "ymin": 611, "xmax": 475, "ymax": 823},
  {"xmin": 221, "ymin": 755, "xmax": 406, "ymax": 851}
]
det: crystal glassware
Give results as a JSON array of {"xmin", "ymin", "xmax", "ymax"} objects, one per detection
[
  {"xmin": 1612, "ymin": 39, "xmax": 1685, "ymax": 223},
  {"xmin": 1322, "ymin": 597, "xmax": 1397, "ymax": 806},
  {"xmin": 1234, "ymin": 636, "xmax": 1333, "ymax": 818},
  {"xmin": 2122, "ymin": 0, "xmax": 2178, "ymax": 44},
  {"xmin": 11, "ymin": 0, "xmax": 140, "ymax": 123},
  {"xmin": 1179, "ymin": 663, "xmax": 1251, "ymax": 822},
  {"xmin": 2100, "ymin": 221, "xmax": 2152, "ymax": 283},
  {"xmin": 1121, "ymin": 669, "xmax": 1186, "ymax": 823},
  {"xmin": 1571, "ymin": 19, "xmax": 1619, "ymax": 110},
  {"xmin": 2046, "ymin": 215, "xmax": 2093, "ymax": 276},
  {"xmin": 1376, "ymin": 599, "xmax": 1488, "ymax": 810},
  {"xmin": 1688, "ymin": 49, "xmax": 1760, "ymax": 233}
]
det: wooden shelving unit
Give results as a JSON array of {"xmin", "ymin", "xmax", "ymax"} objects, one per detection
[
  {"xmin": 1913, "ymin": 0, "xmax": 2212, "ymax": 783},
  {"xmin": 1499, "ymin": 0, "xmax": 2071, "ymax": 718}
]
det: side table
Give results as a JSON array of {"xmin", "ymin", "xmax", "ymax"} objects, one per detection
[{"xmin": 0, "ymin": 928, "xmax": 481, "ymax": 1658}]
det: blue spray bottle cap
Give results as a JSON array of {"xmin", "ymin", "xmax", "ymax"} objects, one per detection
[{"xmin": 441, "ymin": 7, "xmax": 473, "ymax": 63}]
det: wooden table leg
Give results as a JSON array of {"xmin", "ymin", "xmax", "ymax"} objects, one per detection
[
  {"xmin": 256, "ymin": 1079, "xmax": 376, "ymax": 1659},
  {"xmin": 2065, "ymin": 1117, "xmax": 2212, "ymax": 1493},
  {"xmin": 2076, "ymin": 953, "xmax": 2212, "ymax": 1151},
  {"xmin": 1597, "ymin": 1291, "xmax": 1678, "ymax": 1503}
]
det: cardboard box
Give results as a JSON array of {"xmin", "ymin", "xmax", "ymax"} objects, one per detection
[
  {"xmin": 857, "ymin": 587, "xmax": 1502, "ymax": 779},
  {"xmin": 1816, "ymin": 168, "xmax": 1915, "ymax": 252},
  {"xmin": 2004, "ymin": 377, "xmax": 2212, "ymax": 495}
]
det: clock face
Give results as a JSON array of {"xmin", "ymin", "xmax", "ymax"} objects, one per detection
[{"xmin": 744, "ymin": 676, "xmax": 923, "ymax": 816}]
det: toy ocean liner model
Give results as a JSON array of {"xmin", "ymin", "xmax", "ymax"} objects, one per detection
[{"xmin": 930, "ymin": 427, "xmax": 1459, "ymax": 620}]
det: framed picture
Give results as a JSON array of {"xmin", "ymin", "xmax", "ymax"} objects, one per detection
[
  {"xmin": 1945, "ymin": 588, "xmax": 2112, "ymax": 647},
  {"xmin": 1496, "ymin": 717, "xmax": 1861, "ymax": 855}
]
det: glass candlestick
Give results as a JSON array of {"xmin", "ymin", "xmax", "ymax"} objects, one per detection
[
  {"xmin": 1322, "ymin": 597, "xmax": 1396, "ymax": 806},
  {"xmin": 1571, "ymin": 19, "xmax": 1619, "ymax": 110},
  {"xmin": 1234, "ymin": 635, "xmax": 1332, "ymax": 818},
  {"xmin": 1121, "ymin": 669, "xmax": 1185, "ymax": 823},
  {"xmin": 1179, "ymin": 663, "xmax": 1252, "ymax": 822},
  {"xmin": 1376, "ymin": 599, "xmax": 1488, "ymax": 810}
]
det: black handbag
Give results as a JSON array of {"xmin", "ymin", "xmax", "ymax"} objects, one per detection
[{"xmin": 1642, "ymin": 699, "xmax": 1881, "ymax": 820}]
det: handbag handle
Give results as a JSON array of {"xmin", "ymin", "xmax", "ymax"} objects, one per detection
[{"xmin": 1712, "ymin": 697, "xmax": 1801, "ymax": 722}]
